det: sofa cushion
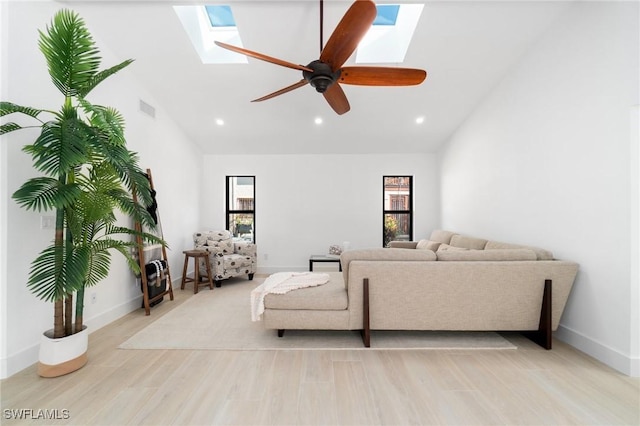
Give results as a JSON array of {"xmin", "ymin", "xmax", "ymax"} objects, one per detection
[
  {"xmin": 485, "ymin": 240, "xmax": 554, "ymax": 260},
  {"xmin": 429, "ymin": 230, "xmax": 457, "ymax": 244},
  {"xmin": 416, "ymin": 239, "xmax": 442, "ymax": 251},
  {"xmin": 341, "ymin": 248, "xmax": 436, "ymax": 288},
  {"xmin": 450, "ymin": 234, "xmax": 488, "ymax": 250},
  {"xmin": 436, "ymin": 244, "xmax": 469, "ymax": 252},
  {"xmin": 388, "ymin": 241, "xmax": 419, "ymax": 249},
  {"xmin": 219, "ymin": 253, "xmax": 252, "ymax": 269},
  {"xmin": 264, "ymin": 272, "xmax": 347, "ymax": 311},
  {"xmin": 436, "ymin": 248, "xmax": 537, "ymax": 261},
  {"xmin": 208, "ymin": 230, "xmax": 232, "ymax": 241},
  {"xmin": 206, "ymin": 238, "xmax": 234, "ymax": 254}
]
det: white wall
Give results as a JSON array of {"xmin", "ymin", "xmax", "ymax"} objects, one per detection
[
  {"xmin": 0, "ymin": 2, "xmax": 203, "ymax": 378},
  {"xmin": 201, "ymin": 153, "xmax": 439, "ymax": 272},
  {"xmin": 439, "ymin": 1, "xmax": 639, "ymax": 376}
]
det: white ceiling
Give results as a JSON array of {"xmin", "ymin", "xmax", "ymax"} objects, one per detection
[{"xmin": 62, "ymin": 0, "xmax": 575, "ymax": 155}]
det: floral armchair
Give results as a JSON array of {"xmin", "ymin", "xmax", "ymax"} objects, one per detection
[{"xmin": 193, "ymin": 230, "xmax": 257, "ymax": 287}]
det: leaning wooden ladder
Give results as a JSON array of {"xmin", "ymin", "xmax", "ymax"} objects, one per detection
[{"xmin": 133, "ymin": 168, "xmax": 174, "ymax": 315}]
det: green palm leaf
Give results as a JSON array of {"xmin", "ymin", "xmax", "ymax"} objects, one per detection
[
  {"xmin": 80, "ymin": 59, "xmax": 134, "ymax": 98},
  {"xmin": 82, "ymin": 102, "xmax": 126, "ymax": 147},
  {"xmin": 12, "ymin": 176, "xmax": 81, "ymax": 212},
  {"xmin": 0, "ymin": 101, "xmax": 45, "ymax": 119},
  {"xmin": 38, "ymin": 9, "xmax": 100, "ymax": 97},
  {"xmin": 22, "ymin": 108, "xmax": 92, "ymax": 177},
  {"xmin": 84, "ymin": 249, "xmax": 112, "ymax": 287},
  {"xmin": 27, "ymin": 244, "xmax": 88, "ymax": 302},
  {"xmin": 0, "ymin": 123, "xmax": 23, "ymax": 135}
]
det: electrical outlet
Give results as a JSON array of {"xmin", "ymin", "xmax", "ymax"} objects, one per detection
[
  {"xmin": 91, "ymin": 293, "xmax": 97, "ymax": 304},
  {"xmin": 263, "ymin": 253, "xmax": 269, "ymax": 260},
  {"xmin": 40, "ymin": 215, "xmax": 55, "ymax": 229}
]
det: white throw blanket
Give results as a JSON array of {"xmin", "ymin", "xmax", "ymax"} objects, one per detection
[{"xmin": 250, "ymin": 272, "xmax": 330, "ymax": 321}]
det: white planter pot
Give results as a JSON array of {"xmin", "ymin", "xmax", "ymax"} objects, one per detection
[{"xmin": 37, "ymin": 326, "xmax": 88, "ymax": 378}]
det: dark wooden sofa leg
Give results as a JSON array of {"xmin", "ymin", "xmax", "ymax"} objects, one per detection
[
  {"xmin": 277, "ymin": 329, "xmax": 285, "ymax": 338},
  {"xmin": 361, "ymin": 278, "xmax": 371, "ymax": 348},
  {"xmin": 523, "ymin": 279, "xmax": 552, "ymax": 349}
]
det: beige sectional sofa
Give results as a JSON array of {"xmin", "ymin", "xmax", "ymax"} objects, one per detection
[{"xmin": 262, "ymin": 230, "xmax": 578, "ymax": 349}]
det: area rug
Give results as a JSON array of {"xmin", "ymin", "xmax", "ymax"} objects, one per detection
[{"xmin": 119, "ymin": 278, "xmax": 516, "ymax": 351}]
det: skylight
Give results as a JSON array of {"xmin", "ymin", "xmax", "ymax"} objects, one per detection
[
  {"xmin": 205, "ymin": 5, "xmax": 236, "ymax": 27},
  {"xmin": 356, "ymin": 4, "xmax": 424, "ymax": 64},
  {"xmin": 174, "ymin": 5, "xmax": 247, "ymax": 64},
  {"xmin": 373, "ymin": 5, "xmax": 400, "ymax": 26}
]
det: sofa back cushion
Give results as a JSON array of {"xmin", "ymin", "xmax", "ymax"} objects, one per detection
[
  {"xmin": 194, "ymin": 230, "xmax": 235, "ymax": 255},
  {"xmin": 485, "ymin": 240, "xmax": 554, "ymax": 260},
  {"xmin": 416, "ymin": 239, "xmax": 442, "ymax": 251},
  {"xmin": 429, "ymin": 230, "xmax": 457, "ymax": 244},
  {"xmin": 341, "ymin": 248, "xmax": 436, "ymax": 288},
  {"xmin": 450, "ymin": 234, "xmax": 488, "ymax": 250},
  {"xmin": 194, "ymin": 230, "xmax": 232, "ymax": 245},
  {"xmin": 436, "ymin": 248, "xmax": 537, "ymax": 261},
  {"xmin": 436, "ymin": 243, "xmax": 468, "ymax": 252}
]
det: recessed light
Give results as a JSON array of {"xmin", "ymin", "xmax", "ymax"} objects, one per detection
[
  {"xmin": 415, "ymin": 116, "xmax": 425, "ymax": 124},
  {"xmin": 314, "ymin": 117, "xmax": 323, "ymax": 125},
  {"xmin": 215, "ymin": 118, "xmax": 225, "ymax": 126}
]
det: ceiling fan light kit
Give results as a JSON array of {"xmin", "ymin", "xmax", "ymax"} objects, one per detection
[
  {"xmin": 303, "ymin": 60, "xmax": 341, "ymax": 93},
  {"xmin": 215, "ymin": 0, "xmax": 427, "ymax": 115}
]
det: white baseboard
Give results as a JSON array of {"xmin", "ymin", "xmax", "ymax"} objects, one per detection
[
  {"xmin": 256, "ymin": 266, "xmax": 308, "ymax": 275},
  {"xmin": 556, "ymin": 324, "xmax": 639, "ymax": 377},
  {"xmin": 256, "ymin": 265, "xmax": 344, "ymax": 275},
  {"xmin": 1, "ymin": 278, "xmax": 181, "ymax": 379},
  {"xmin": 1, "ymin": 341, "xmax": 39, "ymax": 379}
]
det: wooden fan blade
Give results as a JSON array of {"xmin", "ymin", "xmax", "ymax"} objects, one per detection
[
  {"xmin": 320, "ymin": 0, "xmax": 377, "ymax": 72},
  {"xmin": 215, "ymin": 41, "xmax": 313, "ymax": 73},
  {"xmin": 251, "ymin": 79, "xmax": 308, "ymax": 102},
  {"xmin": 339, "ymin": 67, "xmax": 427, "ymax": 86},
  {"xmin": 323, "ymin": 83, "xmax": 350, "ymax": 115}
]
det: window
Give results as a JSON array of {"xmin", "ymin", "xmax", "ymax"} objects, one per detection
[
  {"xmin": 204, "ymin": 5, "xmax": 236, "ymax": 27},
  {"xmin": 355, "ymin": 3, "xmax": 424, "ymax": 64},
  {"xmin": 373, "ymin": 5, "xmax": 400, "ymax": 26},
  {"xmin": 226, "ymin": 176, "xmax": 255, "ymax": 243},
  {"xmin": 383, "ymin": 176, "xmax": 413, "ymax": 247},
  {"xmin": 173, "ymin": 4, "xmax": 247, "ymax": 64}
]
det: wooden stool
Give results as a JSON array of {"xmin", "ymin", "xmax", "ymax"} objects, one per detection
[{"xmin": 181, "ymin": 250, "xmax": 214, "ymax": 294}]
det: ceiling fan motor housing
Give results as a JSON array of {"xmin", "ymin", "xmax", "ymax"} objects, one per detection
[{"xmin": 303, "ymin": 60, "xmax": 341, "ymax": 93}]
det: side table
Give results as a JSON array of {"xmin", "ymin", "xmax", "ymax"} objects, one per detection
[
  {"xmin": 181, "ymin": 250, "xmax": 214, "ymax": 294},
  {"xmin": 309, "ymin": 255, "xmax": 342, "ymax": 272}
]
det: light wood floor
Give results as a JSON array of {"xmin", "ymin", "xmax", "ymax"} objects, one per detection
[{"xmin": 2, "ymin": 280, "xmax": 638, "ymax": 426}]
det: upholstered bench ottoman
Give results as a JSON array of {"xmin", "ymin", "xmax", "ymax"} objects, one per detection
[{"xmin": 262, "ymin": 271, "xmax": 351, "ymax": 334}]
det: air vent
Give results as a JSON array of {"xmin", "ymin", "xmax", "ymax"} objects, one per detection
[{"xmin": 139, "ymin": 99, "xmax": 156, "ymax": 118}]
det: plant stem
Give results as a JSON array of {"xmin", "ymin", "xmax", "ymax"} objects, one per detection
[{"xmin": 75, "ymin": 285, "xmax": 85, "ymax": 333}]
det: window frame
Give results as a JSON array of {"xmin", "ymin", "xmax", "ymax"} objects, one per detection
[
  {"xmin": 382, "ymin": 175, "xmax": 413, "ymax": 247},
  {"xmin": 225, "ymin": 175, "xmax": 256, "ymax": 243}
]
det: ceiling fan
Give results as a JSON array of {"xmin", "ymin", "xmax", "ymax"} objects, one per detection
[{"xmin": 215, "ymin": 0, "xmax": 427, "ymax": 115}]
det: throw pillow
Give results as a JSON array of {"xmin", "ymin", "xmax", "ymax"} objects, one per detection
[{"xmin": 449, "ymin": 234, "xmax": 488, "ymax": 250}]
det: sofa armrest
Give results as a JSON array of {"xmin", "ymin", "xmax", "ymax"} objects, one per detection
[
  {"xmin": 387, "ymin": 241, "xmax": 419, "ymax": 249},
  {"xmin": 234, "ymin": 241, "xmax": 257, "ymax": 258}
]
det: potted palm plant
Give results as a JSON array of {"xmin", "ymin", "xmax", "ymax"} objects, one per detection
[{"xmin": 1, "ymin": 9, "xmax": 161, "ymax": 377}]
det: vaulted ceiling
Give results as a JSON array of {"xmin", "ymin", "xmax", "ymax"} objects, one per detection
[{"xmin": 63, "ymin": 0, "xmax": 574, "ymax": 155}]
